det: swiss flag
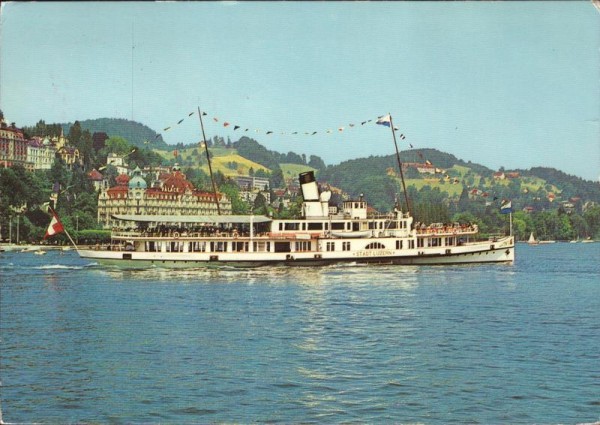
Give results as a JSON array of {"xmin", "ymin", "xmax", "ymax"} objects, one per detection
[{"xmin": 44, "ymin": 211, "xmax": 65, "ymax": 239}]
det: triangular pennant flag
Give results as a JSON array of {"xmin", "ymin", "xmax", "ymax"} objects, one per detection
[
  {"xmin": 189, "ymin": 112, "xmax": 195, "ymax": 116},
  {"xmin": 202, "ymin": 112, "xmax": 207, "ymax": 116},
  {"xmin": 163, "ymin": 127, "xmax": 171, "ymax": 131},
  {"xmin": 213, "ymin": 117, "xmax": 219, "ymax": 122},
  {"xmin": 312, "ymin": 132, "xmax": 317, "ymax": 135},
  {"xmin": 223, "ymin": 122, "xmax": 230, "ymax": 127},
  {"xmin": 234, "ymin": 126, "xmax": 240, "ymax": 131},
  {"xmin": 266, "ymin": 131, "xmax": 273, "ymax": 134},
  {"xmin": 177, "ymin": 119, "xmax": 184, "ymax": 124}
]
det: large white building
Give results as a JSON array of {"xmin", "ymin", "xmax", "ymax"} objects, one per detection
[
  {"xmin": 27, "ymin": 137, "xmax": 56, "ymax": 170},
  {"xmin": 97, "ymin": 166, "xmax": 232, "ymax": 228}
]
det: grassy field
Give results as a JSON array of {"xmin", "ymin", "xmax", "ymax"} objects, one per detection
[
  {"xmin": 209, "ymin": 154, "xmax": 270, "ymax": 177},
  {"xmin": 153, "ymin": 147, "xmax": 270, "ymax": 176},
  {"xmin": 403, "ymin": 178, "xmax": 465, "ymax": 197},
  {"xmin": 280, "ymin": 163, "xmax": 315, "ymax": 180}
]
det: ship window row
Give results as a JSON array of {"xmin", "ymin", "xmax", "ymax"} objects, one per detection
[
  {"xmin": 396, "ymin": 240, "xmax": 415, "ymax": 250},
  {"xmin": 277, "ymin": 220, "xmax": 408, "ymax": 232},
  {"xmin": 417, "ymin": 237, "xmax": 456, "ymax": 248},
  {"xmin": 144, "ymin": 241, "xmax": 274, "ymax": 253}
]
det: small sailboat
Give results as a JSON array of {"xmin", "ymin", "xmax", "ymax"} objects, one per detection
[{"xmin": 528, "ymin": 232, "xmax": 539, "ymax": 245}]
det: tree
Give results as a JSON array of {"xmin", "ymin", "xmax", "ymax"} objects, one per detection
[
  {"xmin": 100, "ymin": 136, "xmax": 132, "ymax": 157},
  {"xmin": 308, "ymin": 155, "xmax": 326, "ymax": 171},
  {"xmin": 219, "ymin": 182, "xmax": 249, "ymax": 214},
  {"xmin": 583, "ymin": 205, "xmax": 600, "ymax": 238},
  {"xmin": 253, "ymin": 192, "xmax": 268, "ymax": 214},
  {"xmin": 48, "ymin": 157, "xmax": 70, "ymax": 193},
  {"xmin": 68, "ymin": 121, "xmax": 82, "ymax": 146},
  {"xmin": 270, "ymin": 167, "xmax": 285, "ymax": 189},
  {"xmin": 405, "ymin": 167, "xmax": 421, "ymax": 179}
]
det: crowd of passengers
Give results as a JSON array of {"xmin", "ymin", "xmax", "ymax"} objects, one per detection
[
  {"xmin": 112, "ymin": 225, "xmax": 260, "ymax": 238},
  {"xmin": 414, "ymin": 222, "xmax": 478, "ymax": 234}
]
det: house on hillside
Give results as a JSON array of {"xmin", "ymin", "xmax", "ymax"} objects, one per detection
[
  {"xmin": 57, "ymin": 146, "xmax": 83, "ymax": 169},
  {"xmin": 105, "ymin": 153, "xmax": 129, "ymax": 175},
  {"xmin": 87, "ymin": 168, "xmax": 108, "ymax": 191}
]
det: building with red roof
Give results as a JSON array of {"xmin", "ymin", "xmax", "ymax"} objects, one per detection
[
  {"xmin": 97, "ymin": 166, "xmax": 232, "ymax": 228},
  {"xmin": 0, "ymin": 118, "xmax": 30, "ymax": 170}
]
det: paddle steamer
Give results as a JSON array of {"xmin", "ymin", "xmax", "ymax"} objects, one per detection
[
  {"xmin": 77, "ymin": 111, "xmax": 514, "ymax": 268},
  {"xmin": 78, "ymin": 170, "xmax": 514, "ymax": 268}
]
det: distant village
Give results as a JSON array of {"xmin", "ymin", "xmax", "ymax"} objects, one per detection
[
  {"xmin": 0, "ymin": 115, "xmax": 307, "ymax": 230},
  {"xmin": 0, "ymin": 114, "xmax": 592, "ymax": 236}
]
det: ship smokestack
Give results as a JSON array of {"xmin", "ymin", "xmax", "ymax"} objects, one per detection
[
  {"xmin": 299, "ymin": 171, "xmax": 319, "ymax": 201},
  {"xmin": 299, "ymin": 171, "xmax": 326, "ymax": 217}
]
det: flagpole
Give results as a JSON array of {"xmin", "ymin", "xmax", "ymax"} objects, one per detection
[
  {"xmin": 63, "ymin": 227, "xmax": 79, "ymax": 251},
  {"xmin": 388, "ymin": 114, "xmax": 411, "ymax": 217},
  {"xmin": 197, "ymin": 106, "xmax": 221, "ymax": 215},
  {"xmin": 509, "ymin": 212, "xmax": 513, "ymax": 237}
]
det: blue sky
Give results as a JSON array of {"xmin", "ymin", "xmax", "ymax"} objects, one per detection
[{"xmin": 1, "ymin": 1, "xmax": 598, "ymax": 181}]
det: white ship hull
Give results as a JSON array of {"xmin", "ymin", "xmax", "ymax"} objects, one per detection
[{"xmin": 78, "ymin": 236, "xmax": 514, "ymax": 269}]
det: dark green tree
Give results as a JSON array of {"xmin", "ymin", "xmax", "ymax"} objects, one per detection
[{"xmin": 253, "ymin": 192, "xmax": 268, "ymax": 214}]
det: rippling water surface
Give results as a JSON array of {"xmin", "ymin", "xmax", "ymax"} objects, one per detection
[{"xmin": 1, "ymin": 244, "xmax": 599, "ymax": 423}]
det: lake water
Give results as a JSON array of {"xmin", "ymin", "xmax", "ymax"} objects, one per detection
[{"xmin": 1, "ymin": 243, "xmax": 599, "ymax": 424}]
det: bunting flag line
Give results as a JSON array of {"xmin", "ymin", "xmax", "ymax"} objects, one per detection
[
  {"xmin": 159, "ymin": 109, "xmax": 417, "ymax": 141},
  {"xmin": 154, "ymin": 108, "xmax": 463, "ymax": 189}
]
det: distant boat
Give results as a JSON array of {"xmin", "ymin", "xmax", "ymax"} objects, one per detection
[
  {"xmin": 528, "ymin": 232, "xmax": 539, "ymax": 245},
  {"xmin": 581, "ymin": 238, "xmax": 595, "ymax": 244},
  {"xmin": 539, "ymin": 240, "xmax": 556, "ymax": 244},
  {"xmin": 34, "ymin": 250, "xmax": 47, "ymax": 256}
]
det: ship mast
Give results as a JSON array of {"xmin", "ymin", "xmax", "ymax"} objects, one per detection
[
  {"xmin": 388, "ymin": 113, "xmax": 411, "ymax": 216},
  {"xmin": 197, "ymin": 106, "xmax": 221, "ymax": 215}
]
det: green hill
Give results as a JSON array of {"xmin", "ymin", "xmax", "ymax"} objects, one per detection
[
  {"xmin": 62, "ymin": 118, "xmax": 169, "ymax": 150},
  {"xmin": 54, "ymin": 117, "xmax": 600, "ymax": 214}
]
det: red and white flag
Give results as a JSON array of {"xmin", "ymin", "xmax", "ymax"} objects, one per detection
[{"xmin": 44, "ymin": 211, "xmax": 64, "ymax": 239}]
